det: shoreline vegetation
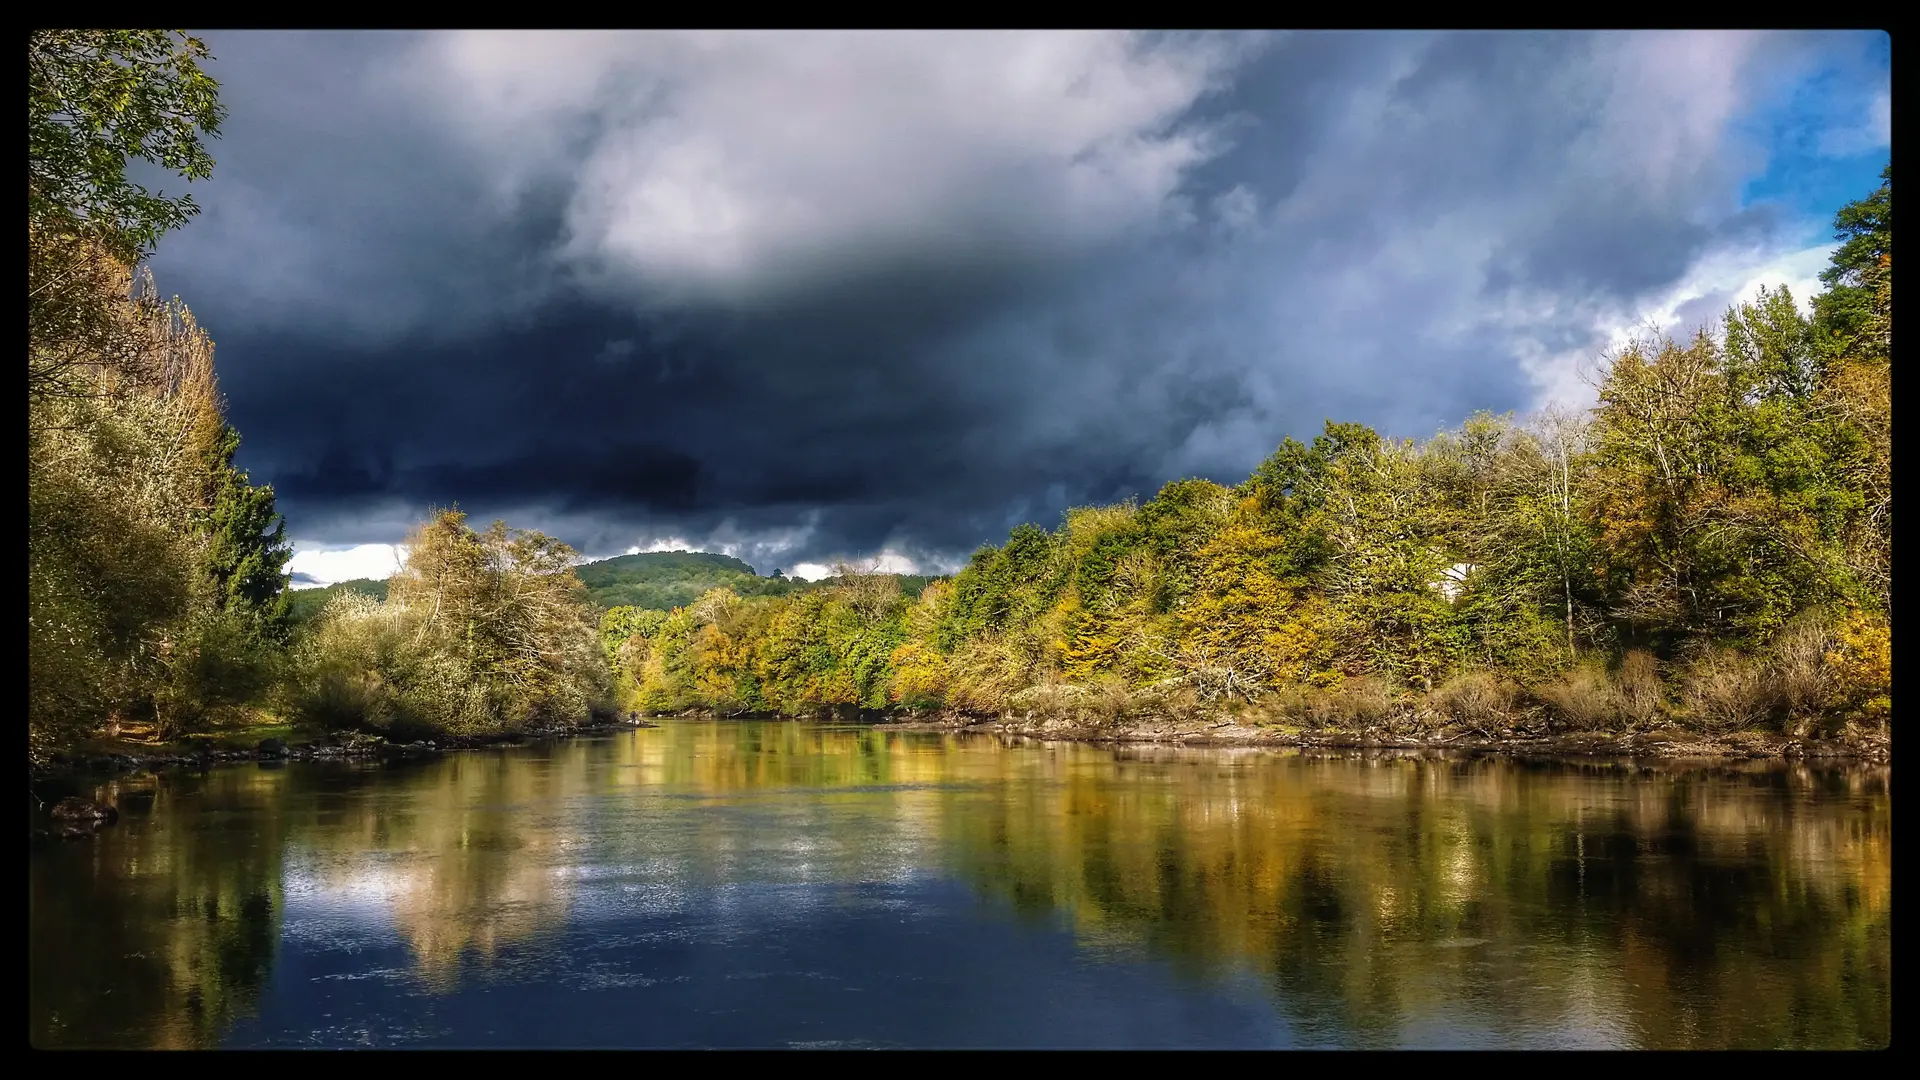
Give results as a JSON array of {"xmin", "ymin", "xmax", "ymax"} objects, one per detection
[
  {"xmin": 28, "ymin": 34, "xmax": 1891, "ymax": 798},
  {"xmin": 30, "ymin": 705, "xmax": 1888, "ymax": 790}
]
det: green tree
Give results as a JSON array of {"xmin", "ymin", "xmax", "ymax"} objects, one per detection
[
  {"xmin": 202, "ymin": 424, "xmax": 294, "ymax": 638},
  {"xmin": 28, "ymin": 30, "xmax": 224, "ymax": 259},
  {"xmin": 1812, "ymin": 163, "xmax": 1891, "ymax": 363},
  {"xmin": 30, "ymin": 31, "xmax": 226, "ymax": 403}
]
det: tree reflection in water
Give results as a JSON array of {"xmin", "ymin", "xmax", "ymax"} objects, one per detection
[{"xmin": 29, "ymin": 723, "xmax": 1890, "ymax": 1048}]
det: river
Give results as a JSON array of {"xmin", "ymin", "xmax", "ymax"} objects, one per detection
[{"xmin": 28, "ymin": 720, "xmax": 1891, "ymax": 1049}]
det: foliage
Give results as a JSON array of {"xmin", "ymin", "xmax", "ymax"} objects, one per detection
[
  {"xmin": 28, "ymin": 30, "xmax": 223, "ymax": 262},
  {"xmin": 285, "ymin": 578, "xmax": 389, "ymax": 624},
  {"xmin": 23, "ymin": 27, "xmax": 1890, "ymax": 756},
  {"xmin": 27, "ymin": 260, "xmax": 287, "ymax": 752},
  {"xmin": 1824, "ymin": 608, "xmax": 1891, "ymax": 723},
  {"xmin": 287, "ymin": 511, "xmax": 612, "ymax": 736},
  {"xmin": 1679, "ymin": 648, "xmax": 1774, "ymax": 733},
  {"xmin": 602, "ymin": 162, "xmax": 1892, "ymax": 737},
  {"xmin": 30, "ymin": 31, "xmax": 225, "ymax": 402}
]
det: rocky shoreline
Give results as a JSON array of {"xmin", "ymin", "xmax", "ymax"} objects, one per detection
[
  {"xmin": 863, "ymin": 711, "xmax": 1893, "ymax": 763},
  {"xmin": 29, "ymin": 709, "xmax": 1887, "ymax": 791},
  {"xmin": 29, "ymin": 716, "xmax": 662, "ymax": 845},
  {"xmin": 27, "ymin": 710, "xmax": 1886, "ymax": 846},
  {"xmin": 30, "ymin": 716, "xmax": 660, "ymax": 783},
  {"xmin": 31, "ymin": 712, "xmax": 1889, "ymax": 784}
]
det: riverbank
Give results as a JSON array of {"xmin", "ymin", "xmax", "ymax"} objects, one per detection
[
  {"xmin": 29, "ymin": 715, "xmax": 660, "ymax": 784},
  {"xmin": 862, "ymin": 711, "xmax": 1893, "ymax": 762},
  {"xmin": 30, "ymin": 708, "xmax": 1888, "ymax": 787}
]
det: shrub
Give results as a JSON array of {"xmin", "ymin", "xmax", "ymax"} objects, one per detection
[
  {"xmin": 286, "ymin": 593, "xmax": 427, "ymax": 734},
  {"xmin": 1432, "ymin": 671, "xmax": 1518, "ymax": 731},
  {"xmin": 1614, "ymin": 650, "xmax": 1666, "ymax": 727},
  {"xmin": 1314, "ymin": 675, "xmax": 1399, "ymax": 729},
  {"xmin": 285, "ymin": 516, "xmax": 612, "ymax": 739},
  {"xmin": 1769, "ymin": 612, "xmax": 1837, "ymax": 723},
  {"xmin": 1007, "ymin": 674, "xmax": 1140, "ymax": 729},
  {"xmin": 1825, "ymin": 609, "xmax": 1891, "ymax": 724},
  {"xmin": 153, "ymin": 608, "xmax": 280, "ymax": 737},
  {"xmin": 1533, "ymin": 664, "xmax": 1618, "ymax": 731},
  {"xmin": 1137, "ymin": 681, "xmax": 1205, "ymax": 723},
  {"xmin": 1680, "ymin": 648, "xmax": 1775, "ymax": 733},
  {"xmin": 1260, "ymin": 685, "xmax": 1316, "ymax": 727}
]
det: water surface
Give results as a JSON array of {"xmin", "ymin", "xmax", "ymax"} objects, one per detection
[{"xmin": 29, "ymin": 721, "xmax": 1891, "ymax": 1048}]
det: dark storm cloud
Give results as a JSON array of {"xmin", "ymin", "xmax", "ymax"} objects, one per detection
[{"xmin": 146, "ymin": 30, "xmax": 1885, "ymax": 573}]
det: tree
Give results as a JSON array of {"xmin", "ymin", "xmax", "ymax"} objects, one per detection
[
  {"xmin": 1809, "ymin": 165, "xmax": 1892, "ymax": 608},
  {"xmin": 28, "ymin": 30, "xmax": 224, "ymax": 260},
  {"xmin": 1813, "ymin": 163, "xmax": 1891, "ymax": 364},
  {"xmin": 200, "ymin": 423, "xmax": 294, "ymax": 638},
  {"xmin": 29, "ymin": 31, "xmax": 225, "ymax": 402}
]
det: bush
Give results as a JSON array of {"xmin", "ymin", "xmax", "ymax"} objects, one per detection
[
  {"xmin": 1769, "ymin": 612, "xmax": 1837, "ymax": 724},
  {"xmin": 1533, "ymin": 664, "xmax": 1618, "ymax": 731},
  {"xmin": 1306, "ymin": 675, "xmax": 1399, "ymax": 729},
  {"xmin": 1680, "ymin": 648, "xmax": 1775, "ymax": 733},
  {"xmin": 153, "ymin": 608, "xmax": 280, "ymax": 737},
  {"xmin": 1260, "ymin": 685, "xmax": 1316, "ymax": 727},
  {"xmin": 1614, "ymin": 650, "xmax": 1666, "ymax": 727},
  {"xmin": 1432, "ymin": 671, "xmax": 1518, "ymax": 731},
  {"xmin": 1137, "ymin": 681, "xmax": 1205, "ymax": 723},
  {"xmin": 286, "ymin": 593, "xmax": 427, "ymax": 734},
  {"xmin": 1007, "ymin": 674, "xmax": 1140, "ymax": 728},
  {"xmin": 1825, "ymin": 609, "xmax": 1891, "ymax": 724},
  {"xmin": 285, "ymin": 519, "xmax": 613, "ymax": 739}
]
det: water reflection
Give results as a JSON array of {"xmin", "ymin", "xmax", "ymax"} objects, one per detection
[{"xmin": 29, "ymin": 723, "xmax": 1890, "ymax": 1048}]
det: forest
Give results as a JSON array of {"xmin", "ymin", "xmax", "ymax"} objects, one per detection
[
  {"xmin": 27, "ymin": 31, "xmax": 1891, "ymax": 761},
  {"xmin": 597, "ymin": 172, "xmax": 1892, "ymax": 738}
]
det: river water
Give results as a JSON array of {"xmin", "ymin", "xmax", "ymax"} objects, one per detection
[{"xmin": 28, "ymin": 720, "xmax": 1890, "ymax": 1049}]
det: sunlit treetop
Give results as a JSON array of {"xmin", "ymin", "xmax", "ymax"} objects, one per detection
[{"xmin": 28, "ymin": 29, "xmax": 225, "ymax": 261}]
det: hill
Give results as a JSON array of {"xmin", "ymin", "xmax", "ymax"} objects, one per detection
[
  {"xmin": 286, "ymin": 551, "xmax": 942, "ymax": 621},
  {"xmin": 285, "ymin": 577, "xmax": 389, "ymax": 623},
  {"xmin": 572, "ymin": 550, "xmax": 813, "ymax": 611}
]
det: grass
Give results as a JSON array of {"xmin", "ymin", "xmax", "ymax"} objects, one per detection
[{"xmin": 71, "ymin": 710, "xmax": 311, "ymax": 755}]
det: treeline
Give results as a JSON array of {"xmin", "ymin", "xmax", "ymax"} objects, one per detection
[
  {"xmin": 284, "ymin": 553, "xmax": 939, "ymax": 625},
  {"xmin": 575, "ymin": 551, "xmax": 808, "ymax": 611},
  {"xmin": 284, "ymin": 578, "xmax": 388, "ymax": 624},
  {"xmin": 605, "ymin": 168, "xmax": 1891, "ymax": 737},
  {"xmin": 29, "ymin": 32, "xmax": 294, "ymax": 762},
  {"xmin": 566, "ymin": 551, "xmax": 935, "ymax": 615}
]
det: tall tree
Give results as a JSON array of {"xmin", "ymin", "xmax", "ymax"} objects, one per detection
[
  {"xmin": 1813, "ymin": 163, "xmax": 1892, "ymax": 365},
  {"xmin": 29, "ymin": 30, "xmax": 224, "ymax": 400},
  {"xmin": 202, "ymin": 423, "xmax": 294, "ymax": 637}
]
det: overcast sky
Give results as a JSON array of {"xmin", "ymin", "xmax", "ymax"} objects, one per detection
[{"xmin": 139, "ymin": 30, "xmax": 1890, "ymax": 587}]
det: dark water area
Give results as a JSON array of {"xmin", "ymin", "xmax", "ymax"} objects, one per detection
[{"xmin": 29, "ymin": 721, "xmax": 1890, "ymax": 1049}]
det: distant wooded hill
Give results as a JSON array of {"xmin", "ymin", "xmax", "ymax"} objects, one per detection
[
  {"xmin": 287, "ymin": 551, "xmax": 940, "ymax": 622},
  {"xmin": 285, "ymin": 577, "xmax": 388, "ymax": 623},
  {"xmin": 575, "ymin": 551, "xmax": 812, "ymax": 610}
]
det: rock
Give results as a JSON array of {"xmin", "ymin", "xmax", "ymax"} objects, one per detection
[
  {"xmin": 49, "ymin": 797, "xmax": 118, "ymax": 825},
  {"xmin": 257, "ymin": 737, "xmax": 289, "ymax": 757}
]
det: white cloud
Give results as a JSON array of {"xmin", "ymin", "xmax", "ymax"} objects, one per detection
[
  {"xmin": 407, "ymin": 30, "xmax": 1255, "ymax": 306},
  {"xmin": 1520, "ymin": 235, "xmax": 1835, "ymax": 411},
  {"xmin": 288, "ymin": 543, "xmax": 408, "ymax": 588},
  {"xmin": 1589, "ymin": 31, "xmax": 1765, "ymax": 201},
  {"xmin": 629, "ymin": 536, "xmax": 706, "ymax": 555},
  {"xmin": 787, "ymin": 549, "xmax": 923, "ymax": 581}
]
